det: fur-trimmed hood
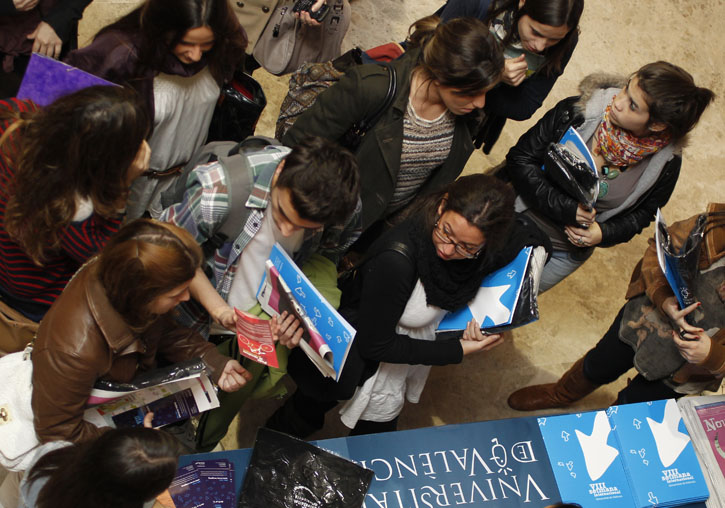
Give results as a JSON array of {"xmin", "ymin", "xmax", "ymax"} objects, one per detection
[{"xmin": 573, "ymin": 73, "xmax": 627, "ymax": 115}]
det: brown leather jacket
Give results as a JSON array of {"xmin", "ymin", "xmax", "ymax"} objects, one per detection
[
  {"xmin": 625, "ymin": 203, "xmax": 725, "ymax": 382},
  {"xmin": 31, "ymin": 259, "xmax": 229, "ymax": 443}
]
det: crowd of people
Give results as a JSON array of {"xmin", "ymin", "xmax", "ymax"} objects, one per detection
[{"xmin": 0, "ymin": 0, "xmax": 721, "ymax": 506}]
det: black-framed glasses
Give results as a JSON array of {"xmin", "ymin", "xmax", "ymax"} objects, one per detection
[{"xmin": 433, "ymin": 219, "xmax": 484, "ymax": 259}]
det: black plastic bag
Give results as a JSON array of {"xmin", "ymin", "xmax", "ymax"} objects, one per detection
[
  {"xmin": 207, "ymin": 72, "xmax": 267, "ymax": 143},
  {"xmin": 544, "ymin": 142, "xmax": 599, "ymax": 210},
  {"xmin": 91, "ymin": 358, "xmax": 208, "ymax": 394},
  {"xmin": 238, "ymin": 428, "xmax": 373, "ymax": 508}
]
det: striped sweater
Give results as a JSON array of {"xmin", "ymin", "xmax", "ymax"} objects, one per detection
[{"xmin": 0, "ymin": 98, "xmax": 122, "ymax": 319}]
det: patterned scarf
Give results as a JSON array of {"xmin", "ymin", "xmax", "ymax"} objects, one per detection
[{"xmin": 595, "ymin": 102, "xmax": 671, "ymax": 167}]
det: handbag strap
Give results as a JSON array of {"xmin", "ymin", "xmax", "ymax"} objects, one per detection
[{"xmin": 347, "ymin": 64, "xmax": 398, "ymax": 140}]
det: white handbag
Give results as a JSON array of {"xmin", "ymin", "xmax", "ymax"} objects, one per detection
[{"xmin": 0, "ymin": 345, "xmax": 41, "ymax": 471}]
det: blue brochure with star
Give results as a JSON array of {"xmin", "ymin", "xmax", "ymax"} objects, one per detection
[
  {"xmin": 609, "ymin": 399, "xmax": 709, "ymax": 507},
  {"xmin": 540, "ymin": 401, "xmax": 709, "ymax": 507},
  {"xmin": 538, "ymin": 410, "xmax": 635, "ymax": 507},
  {"xmin": 436, "ymin": 246, "xmax": 533, "ymax": 334}
]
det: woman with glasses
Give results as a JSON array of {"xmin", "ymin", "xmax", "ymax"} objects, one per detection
[{"xmin": 266, "ymin": 174, "xmax": 549, "ymax": 437}]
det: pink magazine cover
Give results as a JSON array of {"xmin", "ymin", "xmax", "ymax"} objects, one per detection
[{"xmin": 695, "ymin": 400, "xmax": 725, "ymax": 477}]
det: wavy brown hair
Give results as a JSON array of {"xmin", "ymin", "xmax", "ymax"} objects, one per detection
[
  {"xmin": 98, "ymin": 219, "xmax": 202, "ymax": 329},
  {"xmin": 408, "ymin": 15, "xmax": 504, "ymax": 96},
  {"xmin": 0, "ymin": 86, "xmax": 149, "ymax": 264}
]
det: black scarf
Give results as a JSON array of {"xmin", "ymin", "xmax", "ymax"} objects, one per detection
[{"xmin": 409, "ymin": 216, "xmax": 494, "ymax": 311}]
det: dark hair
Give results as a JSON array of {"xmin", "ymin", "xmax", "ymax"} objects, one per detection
[
  {"xmin": 407, "ymin": 16, "xmax": 504, "ymax": 96},
  {"xmin": 486, "ymin": 0, "xmax": 583, "ymax": 76},
  {"xmin": 100, "ymin": 0, "xmax": 247, "ymax": 83},
  {"xmin": 27, "ymin": 428, "xmax": 182, "ymax": 508},
  {"xmin": 276, "ymin": 137, "xmax": 360, "ymax": 226},
  {"xmin": 99, "ymin": 219, "xmax": 202, "ymax": 329},
  {"xmin": 0, "ymin": 86, "xmax": 149, "ymax": 264},
  {"xmin": 421, "ymin": 174, "xmax": 515, "ymax": 255},
  {"xmin": 634, "ymin": 61, "xmax": 715, "ymax": 140}
]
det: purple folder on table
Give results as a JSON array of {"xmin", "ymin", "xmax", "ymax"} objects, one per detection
[{"xmin": 16, "ymin": 53, "xmax": 117, "ymax": 107}]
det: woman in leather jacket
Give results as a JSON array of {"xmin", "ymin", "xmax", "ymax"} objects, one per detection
[
  {"xmin": 31, "ymin": 220, "xmax": 252, "ymax": 444},
  {"xmin": 502, "ymin": 61, "xmax": 714, "ymax": 292}
]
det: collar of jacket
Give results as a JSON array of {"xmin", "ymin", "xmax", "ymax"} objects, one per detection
[{"xmin": 83, "ymin": 261, "xmax": 145, "ymax": 356}]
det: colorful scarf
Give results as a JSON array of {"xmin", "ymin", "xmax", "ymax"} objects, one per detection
[{"xmin": 595, "ymin": 102, "xmax": 671, "ymax": 167}]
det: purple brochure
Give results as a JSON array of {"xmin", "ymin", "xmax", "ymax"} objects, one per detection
[
  {"xmin": 17, "ymin": 53, "xmax": 116, "ymax": 107},
  {"xmin": 193, "ymin": 460, "xmax": 236, "ymax": 508}
]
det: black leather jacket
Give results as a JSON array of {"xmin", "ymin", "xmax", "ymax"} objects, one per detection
[{"xmin": 501, "ymin": 96, "xmax": 681, "ymax": 248}]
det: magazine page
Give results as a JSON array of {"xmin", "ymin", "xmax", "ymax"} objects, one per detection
[
  {"xmin": 437, "ymin": 246, "xmax": 532, "ymax": 333},
  {"xmin": 538, "ymin": 410, "xmax": 635, "ymax": 507},
  {"xmin": 87, "ymin": 359, "xmax": 208, "ymax": 405},
  {"xmin": 83, "ymin": 374, "xmax": 219, "ymax": 428},
  {"xmin": 234, "ymin": 308, "xmax": 279, "ymax": 368},
  {"xmin": 257, "ymin": 244, "xmax": 356, "ymax": 381},
  {"xmin": 608, "ymin": 399, "xmax": 709, "ymax": 507}
]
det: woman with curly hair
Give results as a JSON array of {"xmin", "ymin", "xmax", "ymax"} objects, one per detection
[{"xmin": 0, "ymin": 85, "xmax": 150, "ymax": 353}]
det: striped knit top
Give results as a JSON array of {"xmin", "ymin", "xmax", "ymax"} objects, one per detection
[
  {"xmin": 386, "ymin": 100, "xmax": 455, "ymax": 215},
  {"xmin": 0, "ymin": 98, "xmax": 123, "ymax": 320}
]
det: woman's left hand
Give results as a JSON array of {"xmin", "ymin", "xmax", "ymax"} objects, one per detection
[
  {"xmin": 460, "ymin": 319, "xmax": 504, "ymax": 354},
  {"xmin": 217, "ymin": 359, "xmax": 253, "ymax": 392},
  {"xmin": 295, "ymin": 0, "xmax": 325, "ymax": 26},
  {"xmin": 27, "ymin": 21, "xmax": 62, "ymax": 59},
  {"xmin": 565, "ymin": 222, "xmax": 602, "ymax": 248},
  {"xmin": 673, "ymin": 329, "xmax": 712, "ymax": 365}
]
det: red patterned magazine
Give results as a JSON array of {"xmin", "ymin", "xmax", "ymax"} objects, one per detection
[
  {"xmin": 694, "ymin": 400, "xmax": 725, "ymax": 478},
  {"xmin": 234, "ymin": 309, "xmax": 278, "ymax": 368}
]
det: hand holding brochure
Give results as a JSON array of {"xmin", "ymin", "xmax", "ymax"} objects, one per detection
[
  {"xmin": 542, "ymin": 126, "xmax": 599, "ymax": 210},
  {"xmin": 654, "ymin": 208, "xmax": 707, "ymax": 309},
  {"xmin": 256, "ymin": 243, "xmax": 356, "ymax": 381}
]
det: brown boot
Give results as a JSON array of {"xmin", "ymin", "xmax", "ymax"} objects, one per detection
[{"xmin": 507, "ymin": 358, "xmax": 600, "ymax": 411}]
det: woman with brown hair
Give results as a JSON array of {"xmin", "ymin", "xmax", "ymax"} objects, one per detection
[
  {"xmin": 438, "ymin": 0, "xmax": 584, "ymax": 153},
  {"xmin": 0, "ymin": 86, "xmax": 150, "ymax": 353},
  {"xmin": 502, "ymin": 61, "xmax": 715, "ymax": 292},
  {"xmin": 30, "ymin": 219, "xmax": 251, "ymax": 444},
  {"xmin": 283, "ymin": 15, "xmax": 504, "ymax": 246},
  {"xmin": 66, "ymin": 0, "xmax": 248, "ymax": 219}
]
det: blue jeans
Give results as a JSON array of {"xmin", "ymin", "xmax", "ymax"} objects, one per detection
[{"xmin": 538, "ymin": 249, "xmax": 590, "ymax": 293}]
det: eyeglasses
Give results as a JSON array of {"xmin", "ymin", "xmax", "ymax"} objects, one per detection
[{"xmin": 433, "ymin": 219, "xmax": 484, "ymax": 259}]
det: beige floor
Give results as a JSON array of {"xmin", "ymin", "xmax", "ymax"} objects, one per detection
[{"xmin": 80, "ymin": 0, "xmax": 725, "ymax": 449}]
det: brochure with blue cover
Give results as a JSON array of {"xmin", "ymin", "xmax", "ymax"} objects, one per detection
[
  {"xmin": 608, "ymin": 399, "xmax": 710, "ymax": 507},
  {"xmin": 437, "ymin": 246, "xmax": 533, "ymax": 333},
  {"xmin": 538, "ymin": 410, "xmax": 635, "ymax": 507},
  {"xmin": 256, "ymin": 243, "xmax": 356, "ymax": 381}
]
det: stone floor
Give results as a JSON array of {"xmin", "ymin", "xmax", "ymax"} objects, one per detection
[{"xmin": 79, "ymin": 0, "xmax": 725, "ymax": 449}]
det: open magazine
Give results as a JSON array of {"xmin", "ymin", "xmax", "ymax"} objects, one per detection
[
  {"xmin": 256, "ymin": 243, "xmax": 355, "ymax": 381},
  {"xmin": 542, "ymin": 126, "xmax": 599, "ymax": 210},
  {"xmin": 436, "ymin": 245, "xmax": 547, "ymax": 338},
  {"xmin": 678, "ymin": 395, "xmax": 725, "ymax": 508},
  {"xmin": 655, "ymin": 208, "xmax": 708, "ymax": 309},
  {"xmin": 83, "ymin": 359, "xmax": 219, "ymax": 429}
]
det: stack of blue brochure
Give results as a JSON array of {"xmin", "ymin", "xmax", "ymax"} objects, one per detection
[{"xmin": 539, "ymin": 399, "xmax": 709, "ymax": 507}]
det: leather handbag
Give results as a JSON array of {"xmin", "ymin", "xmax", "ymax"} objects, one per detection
[
  {"xmin": 0, "ymin": 298, "xmax": 39, "ymax": 357},
  {"xmin": 0, "ymin": 344, "xmax": 41, "ymax": 472},
  {"xmin": 206, "ymin": 71, "xmax": 267, "ymax": 143},
  {"xmin": 253, "ymin": 0, "xmax": 351, "ymax": 76}
]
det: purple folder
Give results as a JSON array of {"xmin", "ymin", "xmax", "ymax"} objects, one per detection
[{"xmin": 16, "ymin": 53, "xmax": 117, "ymax": 107}]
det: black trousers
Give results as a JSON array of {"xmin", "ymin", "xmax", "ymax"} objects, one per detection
[{"xmin": 583, "ymin": 305, "xmax": 680, "ymax": 405}]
